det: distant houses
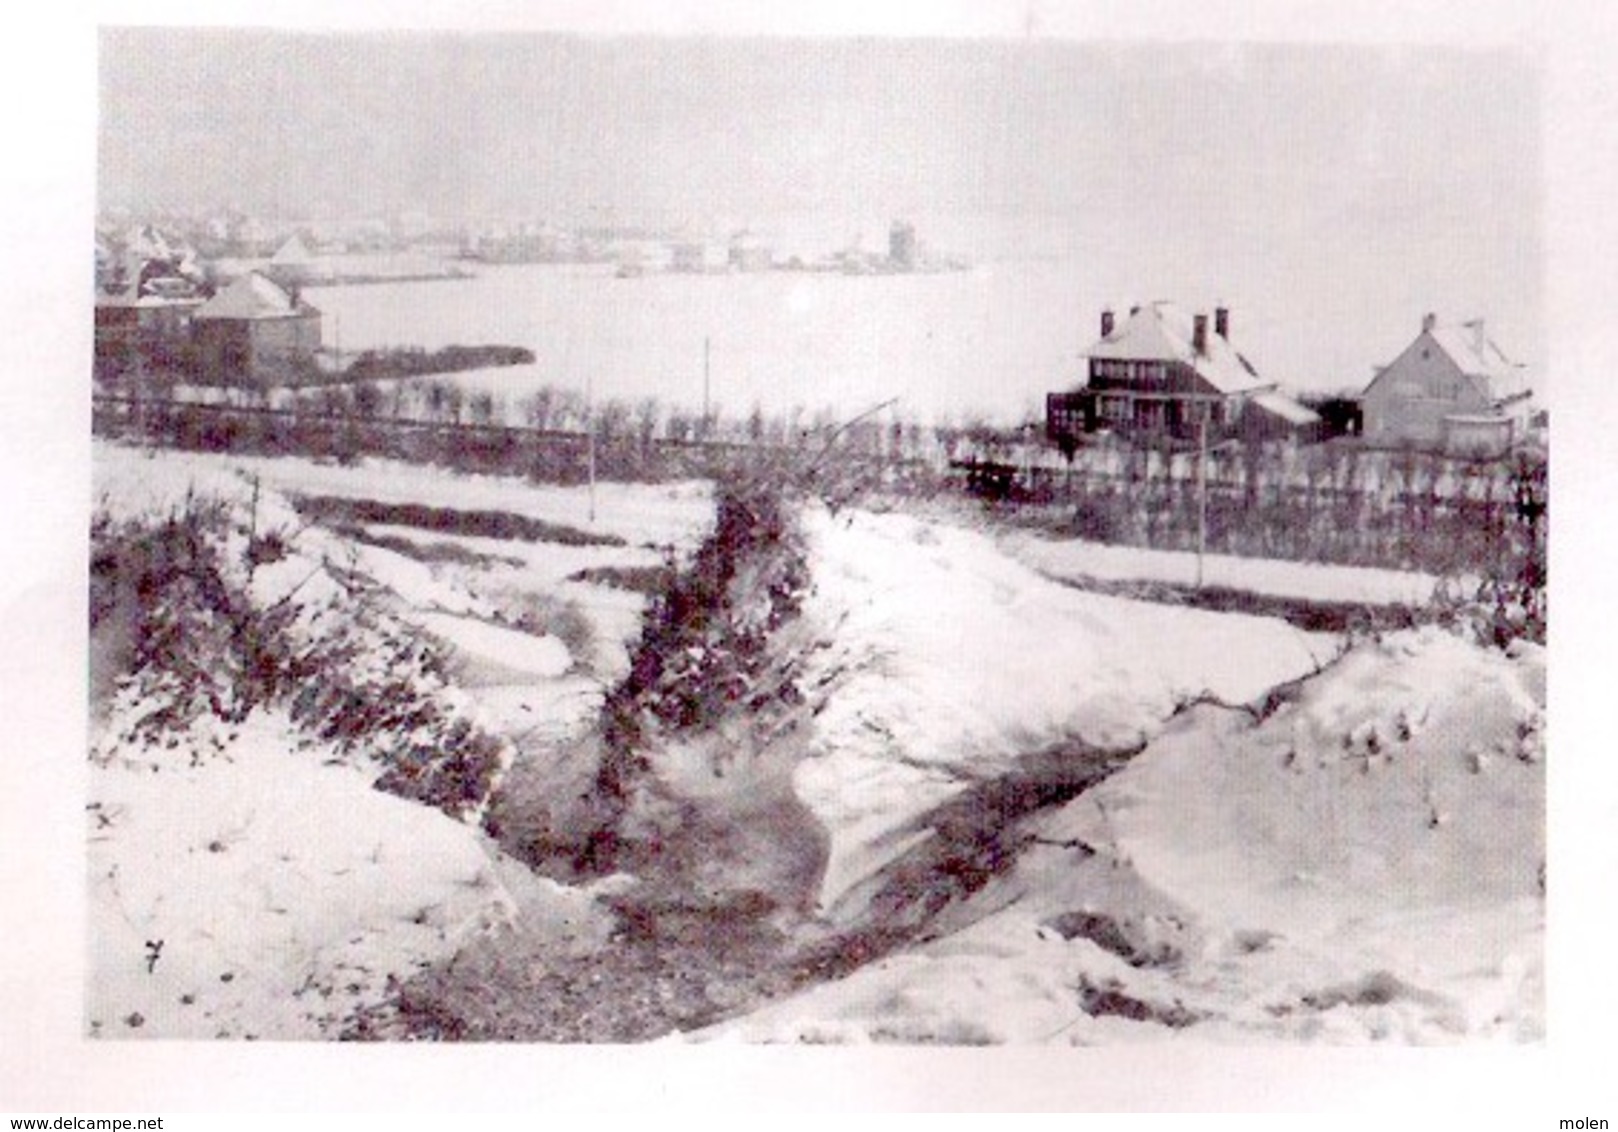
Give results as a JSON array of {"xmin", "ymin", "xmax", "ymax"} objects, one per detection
[
  {"xmin": 93, "ymin": 233, "xmax": 208, "ymax": 383},
  {"xmin": 1047, "ymin": 302, "xmax": 1321, "ymax": 448},
  {"xmin": 727, "ymin": 230, "xmax": 773, "ymax": 272},
  {"xmin": 669, "ymin": 240, "xmax": 728, "ymax": 274},
  {"xmin": 267, "ymin": 232, "xmax": 318, "ymax": 286},
  {"xmin": 1361, "ymin": 313, "xmax": 1532, "ymax": 456}
]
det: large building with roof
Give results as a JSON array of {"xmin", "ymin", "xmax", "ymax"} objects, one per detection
[
  {"xmin": 1048, "ymin": 302, "xmax": 1319, "ymax": 446},
  {"xmin": 1360, "ymin": 313, "xmax": 1531, "ymax": 455},
  {"xmin": 191, "ymin": 271, "xmax": 323, "ymax": 386}
]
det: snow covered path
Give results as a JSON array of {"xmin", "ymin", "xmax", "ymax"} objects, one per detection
[{"xmin": 999, "ymin": 529, "xmax": 1440, "ymax": 607}]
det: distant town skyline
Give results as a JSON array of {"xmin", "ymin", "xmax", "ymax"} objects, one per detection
[{"xmin": 98, "ymin": 29, "xmax": 1544, "ymax": 394}]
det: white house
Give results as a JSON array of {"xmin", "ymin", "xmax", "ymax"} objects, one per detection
[{"xmin": 1361, "ymin": 313, "xmax": 1531, "ymax": 455}]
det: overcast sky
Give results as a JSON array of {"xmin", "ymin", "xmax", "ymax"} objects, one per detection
[{"xmin": 98, "ymin": 29, "xmax": 1543, "ymax": 389}]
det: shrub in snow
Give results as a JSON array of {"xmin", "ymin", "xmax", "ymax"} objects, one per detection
[
  {"xmin": 90, "ymin": 496, "xmax": 308, "ymax": 740},
  {"xmin": 90, "ymin": 490, "xmax": 508, "ymax": 820},
  {"xmin": 578, "ymin": 474, "xmax": 812, "ymax": 872}
]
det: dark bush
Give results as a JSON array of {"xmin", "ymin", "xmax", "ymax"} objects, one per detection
[{"xmin": 90, "ymin": 494, "xmax": 507, "ymax": 819}]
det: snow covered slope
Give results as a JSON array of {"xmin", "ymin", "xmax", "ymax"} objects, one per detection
[
  {"xmin": 87, "ymin": 709, "xmax": 514, "ymax": 1039},
  {"xmin": 789, "ymin": 505, "xmax": 1342, "ymax": 921},
  {"xmin": 708, "ymin": 626, "xmax": 1545, "ymax": 1044},
  {"xmin": 86, "ymin": 442, "xmax": 715, "ymax": 1039}
]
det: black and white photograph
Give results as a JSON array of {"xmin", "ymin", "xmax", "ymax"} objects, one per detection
[{"xmin": 3, "ymin": 0, "xmax": 1614, "ymax": 1118}]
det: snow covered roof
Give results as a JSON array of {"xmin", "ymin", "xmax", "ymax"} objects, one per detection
[
  {"xmin": 270, "ymin": 233, "xmax": 315, "ymax": 265},
  {"xmin": 124, "ymin": 223, "xmax": 173, "ymax": 261},
  {"xmin": 1086, "ymin": 302, "xmax": 1271, "ymax": 395},
  {"xmin": 1425, "ymin": 319, "xmax": 1530, "ymax": 404},
  {"xmin": 193, "ymin": 272, "xmax": 317, "ymax": 321},
  {"xmin": 1248, "ymin": 390, "xmax": 1322, "ymax": 426}
]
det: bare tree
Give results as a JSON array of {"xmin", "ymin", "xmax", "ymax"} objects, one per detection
[{"xmin": 525, "ymin": 385, "xmax": 557, "ymax": 431}]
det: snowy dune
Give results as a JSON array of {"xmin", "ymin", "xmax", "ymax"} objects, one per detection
[
  {"xmin": 791, "ymin": 505, "xmax": 1342, "ymax": 919},
  {"xmin": 708, "ymin": 627, "xmax": 1544, "ymax": 1044},
  {"xmin": 87, "ymin": 710, "xmax": 514, "ymax": 1040}
]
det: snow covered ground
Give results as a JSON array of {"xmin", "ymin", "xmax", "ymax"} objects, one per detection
[
  {"xmin": 1000, "ymin": 529, "xmax": 1441, "ymax": 607},
  {"xmin": 788, "ymin": 505, "xmax": 1343, "ymax": 920},
  {"xmin": 706, "ymin": 607, "xmax": 1545, "ymax": 1043},
  {"xmin": 85, "ymin": 440, "xmax": 1540, "ymax": 1045},
  {"xmin": 87, "ymin": 441, "xmax": 716, "ymax": 1039},
  {"xmin": 86, "ymin": 709, "xmax": 514, "ymax": 1039}
]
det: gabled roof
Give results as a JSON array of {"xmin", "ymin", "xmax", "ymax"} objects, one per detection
[
  {"xmin": 1085, "ymin": 302, "xmax": 1271, "ymax": 395},
  {"xmin": 193, "ymin": 272, "xmax": 318, "ymax": 321},
  {"xmin": 271, "ymin": 233, "xmax": 315, "ymax": 265},
  {"xmin": 1424, "ymin": 320, "xmax": 1529, "ymax": 404}
]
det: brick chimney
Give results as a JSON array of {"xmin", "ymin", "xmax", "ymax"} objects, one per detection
[
  {"xmin": 1193, "ymin": 313, "xmax": 1209, "ymax": 356},
  {"xmin": 1214, "ymin": 305, "xmax": 1230, "ymax": 339},
  {"xmin": 1101, "ymin": 308, "xmax": 1115, "ymax": 338}
]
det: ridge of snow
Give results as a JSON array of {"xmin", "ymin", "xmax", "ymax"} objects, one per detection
[{"xmin": 792, "ymin": 505, "xmax": 1338, "ymax": 917}]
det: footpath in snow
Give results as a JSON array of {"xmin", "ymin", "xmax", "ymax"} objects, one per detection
[{"xmin": 999, "ymin": 528, "xmax": 1440, "ymax": 608}]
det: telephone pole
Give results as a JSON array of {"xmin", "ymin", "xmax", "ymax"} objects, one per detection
[
  {"xmin": 586, "ymin": 369, "xmax": 596, "ymax": 524},
  {"xmin": 1196, "ymin": 400, "xmax": 1209, "ymax": 589}
]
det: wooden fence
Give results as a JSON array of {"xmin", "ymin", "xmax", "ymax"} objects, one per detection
[{"xmin": 92, "ymin": 394, "xmax": 1545, "ymax": 586}]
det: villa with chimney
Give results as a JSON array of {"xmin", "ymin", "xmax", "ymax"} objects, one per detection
[{"xmin": 1047, "ymin": 302, "xmax": 1320, "ymax": 447}]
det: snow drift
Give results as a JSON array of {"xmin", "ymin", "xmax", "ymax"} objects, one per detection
[
  {"xmin": 788, "ymin": 504, "xmax": 1341, "ymax": 922},
  {"xmin": 705, "ymin": 626, "xmax": 1544, "ymax": 1044}
]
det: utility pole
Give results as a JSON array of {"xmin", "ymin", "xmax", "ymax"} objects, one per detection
[
  {"xmin": 1196, "ymin": 400, "xmax": 1210, "ymax": 589},
  {"xmin": 702, "ymin": 335, "xmax": 711, "ymax": 440},
  {"xmin": 586, "ymin": 369, "xmax": 596, "ymax": 524}
]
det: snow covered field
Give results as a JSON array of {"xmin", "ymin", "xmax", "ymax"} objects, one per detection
[
  {"xmin": 92, "ymin": 444, "xmax": 714, "ymax": 556},
  {"xmin": 85, "ymin": 440, "xmax": 1541, "ymax": 1044}
]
